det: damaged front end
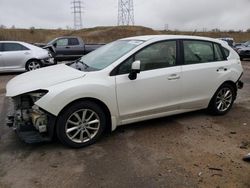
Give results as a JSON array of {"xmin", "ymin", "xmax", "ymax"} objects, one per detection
[{"xmin": 7, "ymin": 90, "xmax": 56, "ymax": 144}]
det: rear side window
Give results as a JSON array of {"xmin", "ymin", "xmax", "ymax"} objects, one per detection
[
  {"xmin": 183, "ymin": 40, "xmax": 226, "ymax": 64},
  {"xmin": 68, "ymin": 38, "xmax": 80, "ymax": 46},
  {"xmin": 183, "ymin": 40, "xmax": 214, "ymax": 64},
  {"xmin": 2, "ymin": 43, "xmax": 29, "ymax": 52}
]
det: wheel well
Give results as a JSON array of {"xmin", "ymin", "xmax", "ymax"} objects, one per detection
[
  {"xmin": 57, "ymin": 98, "xmax": 112, "ymax": 133},
  {"xmin": 207, "ymin": 80, "xmax": 238, "ymax": 110},
  {"xmin": 222, "ymin": 81, "xmax": 237, "ymax": 98}
]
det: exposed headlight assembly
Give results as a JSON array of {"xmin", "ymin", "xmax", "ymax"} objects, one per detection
[{"xmin": 28, "ymin": 90, "xmax": 48, "ymax": 103}]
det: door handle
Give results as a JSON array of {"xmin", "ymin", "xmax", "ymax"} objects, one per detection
[
  {"xmin": 168, "ymin": 74, "xmax": 180, "ymax": 80},
  {"xmin": 217, "ymin": 67, "xmax": 227, "ymax": 72}
]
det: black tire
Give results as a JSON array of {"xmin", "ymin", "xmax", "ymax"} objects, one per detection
[
  {"xmin": 26, "ymin": 59, "xmax": 41, "ymax": 71},
  {"xmin": 208, "ymin": 83, "xmax": 236, "ymax": 115},
  {"xmin": 56, "ymin": 101, "xmax": 106, "ymax": 148},
  {"xmin": 240, "ymin": 57, "xmax": 243, "ymax": 61}
]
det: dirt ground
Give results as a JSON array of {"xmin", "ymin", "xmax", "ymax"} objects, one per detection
[{"xmin": 0, "ymin": 62, "xmax": 250, "ymax": 188}]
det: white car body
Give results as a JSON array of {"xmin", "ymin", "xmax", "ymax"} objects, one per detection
[
  {"xmin": 0, "ymin": 41, "xmax": 53, "ymax": 72},
  {"xmin": 6, "ymin": 35, "xmax": 243, "ymax": 147}
]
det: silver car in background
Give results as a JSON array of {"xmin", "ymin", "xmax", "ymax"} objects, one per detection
[{"xmin": 0, "ymin": 41, "xmax": 54, "ymax": 72}]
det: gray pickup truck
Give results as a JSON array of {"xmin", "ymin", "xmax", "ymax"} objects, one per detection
[{"xmin": 36, "ymin": 36, "xmax": 104, "ymax": 62}]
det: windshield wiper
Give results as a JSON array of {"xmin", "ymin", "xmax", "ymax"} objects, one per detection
[{"xmin": 78, "ymin": 60, "xmax": 89, "ymax": 69}]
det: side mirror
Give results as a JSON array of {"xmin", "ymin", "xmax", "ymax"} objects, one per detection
[
  {"xmin": 53, "ymin": 43, "xmax": 57, "ymax": 48},
  {"xmin": 128, "ymin": 60, "xmax": 141, "ymax": 80}
]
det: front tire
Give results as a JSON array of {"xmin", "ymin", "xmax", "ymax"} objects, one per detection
[
  {"xmin": 56, "ymin": 101, "xmax": 106, "ymax": 148},
  {"xmin": 208, "ymin": 83, "xmax": 236, "ymax": 115},
  {"xmin": 26, "ymin": 60, "xmax": 41, "ymax": 71}
]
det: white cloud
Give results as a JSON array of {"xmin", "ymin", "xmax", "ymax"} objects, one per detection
[{"xmin": 0, "ymin": 0, "xmax": 249, "ymax": 30}]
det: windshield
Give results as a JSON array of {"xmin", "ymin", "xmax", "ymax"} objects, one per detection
[
  {"xmin": 77, "ymin": 40, "xmax": 144, "ymax": 71},
  {"xmin": 47, "ymin": 38, "xmax": 57, "ymax": 45}
]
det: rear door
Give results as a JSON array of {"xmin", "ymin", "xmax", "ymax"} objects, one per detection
[
  {"xmin": 180, "ymin": 40, "xmax": 230, "ymax": 110},
  {"xmin": 2, "ymin": 42, "xmax": 30, "ymax": 70},
  {"xmin": 68, "ymin": 37, "xmax": 84, "ymax": 57}
]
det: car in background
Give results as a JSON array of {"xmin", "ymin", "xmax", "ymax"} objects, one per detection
[
  {"xmin": 0, "ymin": 41, "xmax": 55, "ymax": 72},
  {"xmin": 6, "ymin": 35, "xmax": 243, "ymax": 148},
  {"xmin": 237, "ymin": 45, "xmax": 250, "ymax": 60},
  {"xmin": 217, "ymin": 38, "xmax": 235, "ymax": 47},
  {"xmin": 35, "ymin": 36, "xmax": 104, "ymax": 62},
  {"xmin": 235, "ymin": 41, "xmax": 250, "ymax": 50},
  {"xmin": 233, "ymin": 41, "xmax": 250, "ymax": 60}
]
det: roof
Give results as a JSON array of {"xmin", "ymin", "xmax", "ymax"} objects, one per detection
[{"xmin": 121, "ymin": 35, "xmax": 223, "ymax": 44}]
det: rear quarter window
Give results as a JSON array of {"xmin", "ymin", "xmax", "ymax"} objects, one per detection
[
  {"xmin": 68, "ymin": 38, "xmax": 80, "ymax": 46},
  {"xmin": 223, "ymin": 47, "xmax": 230, "ymax": 58}
]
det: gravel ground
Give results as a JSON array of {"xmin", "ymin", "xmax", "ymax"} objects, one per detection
[{"xmin": 0, "ymin": 62, "xmax": 250, "ymax": 188}]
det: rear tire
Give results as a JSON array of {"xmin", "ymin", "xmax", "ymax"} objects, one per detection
[
  {"xmin": 56, "ymin": 101, "xmax": 106, "ymax": 148},
  {"xmin": 208, "ymin": 83, "xmax": 236, "ymax": 115},
  {"xmin": 26, "ymin": 59, "xmax": 41, "ymax": 71}
]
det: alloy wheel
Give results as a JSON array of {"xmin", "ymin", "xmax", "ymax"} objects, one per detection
[
  {"xmin": 28, "ymin": 61, "xmax": 41, "ymax": 70},
  {"xmin": 65, "ymin": 109, "xmax": 100, "ymax": 143},
  {"xmin": 215, "ymin": 88, "xmax": 233, "ymax": 112}
]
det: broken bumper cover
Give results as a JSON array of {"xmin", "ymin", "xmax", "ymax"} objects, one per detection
[
  {"xmin": 41, "ymin": 57, "xmax": 56, "ymax": 66},
  {"xmin": 6, "ymin": 109, "xmax": 56, "ymax": 144}
]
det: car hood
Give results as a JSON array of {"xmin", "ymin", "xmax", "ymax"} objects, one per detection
[{"xmin": 6, "ymin": 64, "xmax": 86, "ymax": 97}]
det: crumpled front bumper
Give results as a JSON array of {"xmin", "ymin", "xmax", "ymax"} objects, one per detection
[
  {"xmin": 41, "ymin": 57, "xmax": 56, "ymax": 66},
  {"xmin": 6, "ymin": 99, "xmax": 57, "ymax": 144}
]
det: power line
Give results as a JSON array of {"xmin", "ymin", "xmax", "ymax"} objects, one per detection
[
  {"xmin": 71, "ymin": 0, "xmax": 84, "ymax": 30},
  {"xmin": 118, "ymin": 0, "xmax": 134, "ymax": 26}
]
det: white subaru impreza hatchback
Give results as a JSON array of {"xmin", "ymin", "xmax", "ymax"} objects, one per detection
[{"xmin": 6, "ymin": 35, "xmax": 243, "ymax": 148}]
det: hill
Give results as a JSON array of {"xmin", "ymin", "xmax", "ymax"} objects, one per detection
[{"xmin": 0, "ymin": 26, "xmax": 249, "ymax": 44}]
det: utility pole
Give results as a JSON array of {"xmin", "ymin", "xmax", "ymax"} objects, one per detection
[
  {"xmin": 118, "ymin": 0, "xmax": 135, "ymax": 26},
  {"xmin": 71, "ymin": 0, "xmax": 84, "ymax": 30}
]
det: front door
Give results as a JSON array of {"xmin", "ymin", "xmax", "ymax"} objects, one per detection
[{"xmin": 115, "ymin": 40, "xmax": 182, "ymax": 124}]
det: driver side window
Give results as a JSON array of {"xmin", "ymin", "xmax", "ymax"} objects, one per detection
[
  {"xmin": 56, "ymin": 39, "xmax": 68, "ymax": 47},
  {"xmin": 117, "ymin": 40, "xmax": 177, "ymax": 75}
]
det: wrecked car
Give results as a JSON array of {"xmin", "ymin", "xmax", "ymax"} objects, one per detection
[{"xmin": 6, "ymin": 35, "xmax": 244, "ymax": 148}]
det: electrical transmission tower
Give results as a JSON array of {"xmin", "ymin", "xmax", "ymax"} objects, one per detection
[
  {"xmin": 71, "ymin": 0, "xmax": 84, "ymax": 30},
  {"xmin": 118, "ymin": 0, "xmax": 134, "ymax": 26}
]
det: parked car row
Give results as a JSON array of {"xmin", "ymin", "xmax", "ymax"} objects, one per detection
[
  {"xmin": 6, "ymin": 35, "xmax": 244, "ymax": 148},
  {"xmin": 217, "ymin": 38, "xmax": 250, "ymax": 60},
  {"xmin": 234, "ymin": 41, "xmax": 250, "ymax": 60},
  {"xmin": 0, "ymin": 36, "xmax": 103, "ymax": 73}
]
